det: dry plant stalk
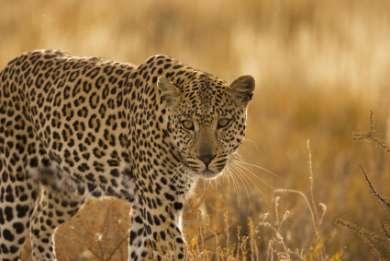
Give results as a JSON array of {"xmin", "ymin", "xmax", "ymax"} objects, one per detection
[{"xmin": 265, "ymin": 140, "xmax": 327, "ymax": 261}]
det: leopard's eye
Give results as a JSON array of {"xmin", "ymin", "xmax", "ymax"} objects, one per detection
[
  {"xmin": 182, "ymin": 120, "xmax": 194, "ymax": 131},
  {"xmin": 217, "ymin": 118, "xmax": 231, "ymax": 129}
]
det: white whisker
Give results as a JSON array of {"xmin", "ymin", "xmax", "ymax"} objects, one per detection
[
  {"xmin": 229, "ymin": 162, "xmax": 264, "ymax": 195},
  {"xmin": 232, "ymin": 162, "xmax": 274, "ymax": 190}
]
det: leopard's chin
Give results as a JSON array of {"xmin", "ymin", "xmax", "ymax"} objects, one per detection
[
  {"xmin": 183, "ymin": 164, "xmax": 221, "ymax": 179},
  {"xmin": 196, "ymin": 168, "xmax": 223, "ymax": 179}
]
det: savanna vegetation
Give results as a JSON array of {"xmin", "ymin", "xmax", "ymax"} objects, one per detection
[{"xmin": 1, "ymin": 0, "xmax": 390, "ymax": 260}]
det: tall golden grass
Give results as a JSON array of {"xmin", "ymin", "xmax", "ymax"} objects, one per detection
[{"xmin": 2, "ymin": 0, "xmax": 390, "ymax": 260}]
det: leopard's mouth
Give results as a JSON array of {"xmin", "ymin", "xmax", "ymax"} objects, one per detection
[
  {"xmin": 181, "ymin": 155, "xmax": 227, "ymax": 179},
  {"xmin": 181, "ymin": 159, "xmax": 215, "ymax": 178}
]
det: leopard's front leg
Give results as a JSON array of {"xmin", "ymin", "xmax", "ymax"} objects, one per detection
[{"xmin": 128, "ymin": 196, "xmax": 186, "ymax": 261}]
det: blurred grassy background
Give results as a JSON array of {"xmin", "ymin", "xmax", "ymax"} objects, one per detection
[{"xmin": 2, "ymin": 0, "xmax": 390, "ymax": 260}]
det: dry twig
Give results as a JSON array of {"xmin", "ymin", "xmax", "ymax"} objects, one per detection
[
  {"xmin": 360, "ymin": 166, "xmax": 390, "ymax": 210},
  {"xmin": 353, "ymin": 111, "xmax": 390, "ymax": 152}
]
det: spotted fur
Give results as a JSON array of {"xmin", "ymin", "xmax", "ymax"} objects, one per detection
[{"xmin": 0, "ymin": 50, "xmax": 255, "ymax": 260}]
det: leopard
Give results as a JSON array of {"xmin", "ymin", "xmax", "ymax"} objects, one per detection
[{"xmin": 0, "ymin": 49, "xmax": 255, "ymax": 260}]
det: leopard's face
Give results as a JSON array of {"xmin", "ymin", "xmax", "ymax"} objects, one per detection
[{"xmin": 159, "ymin": 74, "xmax": 255, "ymax": 179}]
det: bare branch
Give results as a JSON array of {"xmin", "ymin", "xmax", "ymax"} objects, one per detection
[
  {"xmin": 360, "ymin": 166, "xmax": 390, "ymax": 210},
  {"xmin": 353, "ymin": 111, "xmax": 390, "ymax": 152},
  {"xmin": 336, "ymin": 218, "xmax": 389, "ymax": 260},
  {"xmin": 381, "ymin": 222, "xmax": 390, "ymax": 239}
]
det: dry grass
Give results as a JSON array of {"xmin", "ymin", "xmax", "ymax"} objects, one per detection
[{"xmin": 2, "ymin": 0, "xmax": 390, "ymax": 260}]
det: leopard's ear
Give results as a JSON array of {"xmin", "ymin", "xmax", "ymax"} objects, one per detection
[
  {"xmin": 157, "ymin": 77, "xmax": 181, "ymax": 107},
  {"xmin": 229, "ymin": 75, "xmax": 255, "ymax": 106}
]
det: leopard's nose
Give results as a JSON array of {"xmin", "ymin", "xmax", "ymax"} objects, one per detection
[{"xmin": 199, "ymin": 154, "xmax": 215, "ymax": 166}]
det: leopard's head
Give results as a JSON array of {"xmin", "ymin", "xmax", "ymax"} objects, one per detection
[{"xmin": 159, "ymin": 73, "xmax": 255, "ymax": 179}]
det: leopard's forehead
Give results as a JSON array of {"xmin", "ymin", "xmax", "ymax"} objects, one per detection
[{"xmin": 180, "ymin": 74, "xmax": 234, "ymax": 125}]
